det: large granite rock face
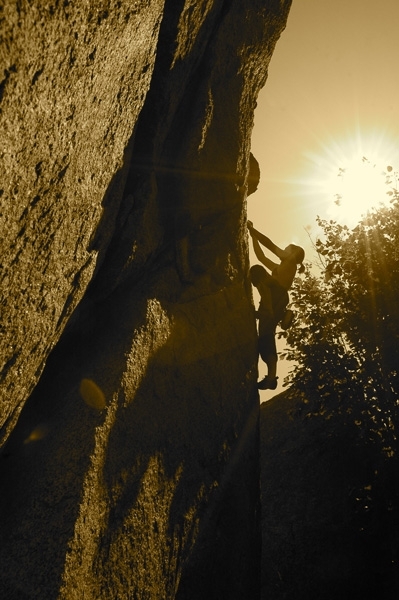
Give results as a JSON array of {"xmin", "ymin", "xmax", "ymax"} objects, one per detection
[
  {"xmin": 0, "ymin": 1, "xmax": 292, "ymax": 597},
  {"xmin": 0, "ymin": 0, "xmax": 165, "ymax": 444}
]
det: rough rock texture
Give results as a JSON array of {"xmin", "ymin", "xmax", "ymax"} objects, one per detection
[
  {"xmin": 0, "ymin": 1, "xmax": 292, "ymax": 597},
  {"xmin": 261, "ymin": 390, "xmax": 399, "ymax": 600},
  {"xmin": 0, "ymin": 0, "xmax": 165, "ymax": 443}
]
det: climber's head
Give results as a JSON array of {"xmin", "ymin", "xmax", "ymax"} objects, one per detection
[{"xmin": 284, "ymin": 244, "xmax": 305, "ymax": 272}]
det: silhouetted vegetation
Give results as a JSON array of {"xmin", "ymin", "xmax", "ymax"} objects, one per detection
[
  {"xmin": 283, "ymin": 166, "xmax": 399, "ymax": 446},
  {"xmin": 265, "ymin": 167, "xmax": 399, "ymax": 597}
]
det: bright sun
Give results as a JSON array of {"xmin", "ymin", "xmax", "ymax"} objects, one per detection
[
  {"xmin": 324, "ymin": 156, "xmax": 390, "ymax": 224},
  {"xmin": 300, "ymin": 130, "xmax": 398, "ymax": 227}
]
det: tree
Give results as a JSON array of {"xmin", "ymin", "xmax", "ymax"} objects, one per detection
[
  {"xmin": 281, "ymin": 168, "xmax": 399, "ymax": 448},
  {"xmin": 279, "ymin": 170, "xmax": 399, "ymax": 587}
]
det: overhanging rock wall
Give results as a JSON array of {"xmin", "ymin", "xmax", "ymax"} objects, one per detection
[{"xmin": 0, "ymin": 1, "xmax": 292, "ymax": 597}]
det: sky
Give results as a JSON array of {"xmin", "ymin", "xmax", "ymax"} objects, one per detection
[{"xmin": 248, "ymin": 0, "xmax": 399, "ymax": 399}]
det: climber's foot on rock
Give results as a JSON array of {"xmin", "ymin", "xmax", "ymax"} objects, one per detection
[{"xmin": 258, "ymin": 376, "xmax": 278, "ymax": 390}]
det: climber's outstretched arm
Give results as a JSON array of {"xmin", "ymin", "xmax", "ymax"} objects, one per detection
[
  {"xmin": 248, "ymin": 222, "xmax": 286, "ymax": 260},
  {"xmin": 251, "ymin": 237, "xmax": 278, "ymax": 272}
]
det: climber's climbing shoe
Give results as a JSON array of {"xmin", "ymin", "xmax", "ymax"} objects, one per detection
[{"xmin": 258, "ymin": 376, "xmax": 278, "ymax": 390}]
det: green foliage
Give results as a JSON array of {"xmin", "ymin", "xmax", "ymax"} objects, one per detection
[{"xmin": 281, "ymin": 169, "xmax": 399, "ymax": 452}]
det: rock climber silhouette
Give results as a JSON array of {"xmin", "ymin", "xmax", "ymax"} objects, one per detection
[{"xmin": 247, "ymin": 220, "xmax": 305, "ymax": 390}]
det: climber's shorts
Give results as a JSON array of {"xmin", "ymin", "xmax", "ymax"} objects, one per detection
[{"xmin": 270, "ymin": 283, "xmax": 289, "ymax": 324}]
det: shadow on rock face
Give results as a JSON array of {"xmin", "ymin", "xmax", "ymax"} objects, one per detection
[{"xmin": 0, "ymin": 257, "xmax": 259, "ymax": 598}]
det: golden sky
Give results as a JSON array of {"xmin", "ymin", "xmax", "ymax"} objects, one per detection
[
  {"xmin": 250, "ymin": 0, "xmax": 399, "ymax": 246},
  {"xmin": 248, "ymin": 0, "xmax": 399, "ymax": 397}
]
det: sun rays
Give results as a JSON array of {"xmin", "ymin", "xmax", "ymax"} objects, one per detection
[{"xmin": 295, "ymin": 127, "xmax": 399, "ymax": 228}]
